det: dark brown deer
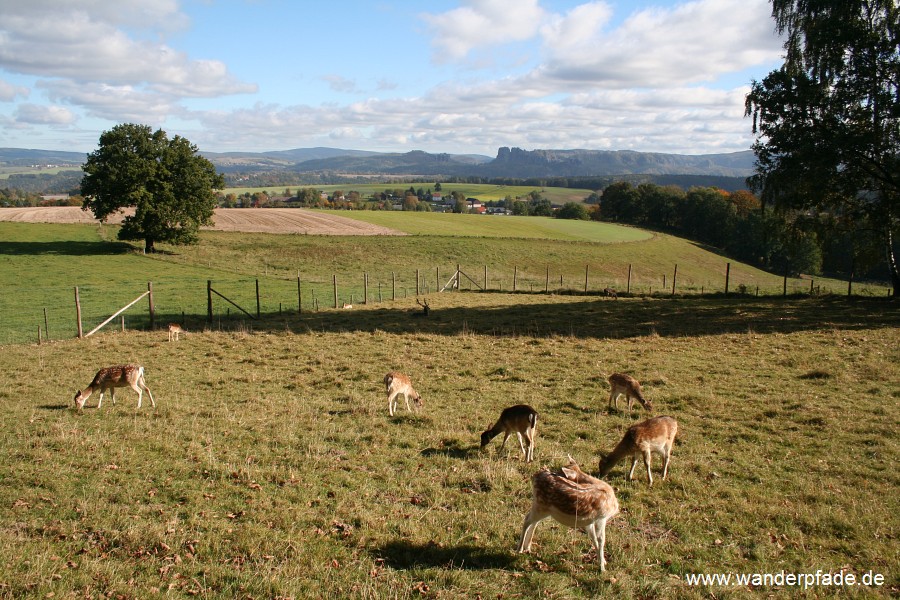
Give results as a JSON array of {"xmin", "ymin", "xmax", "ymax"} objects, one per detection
[{"xmin": 480, "ymin": 404, "xmax": 538, "ymax": 462}]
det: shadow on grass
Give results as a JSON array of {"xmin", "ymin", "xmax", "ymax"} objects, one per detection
[
  {"xmin": 213, "ymin": 294, "xmax": 899, "ymax": 340},
  {"xmin": 38, "ymin": 404, "xmax": 69, "ymax": 411},
  {"xmin": 421, "ymin": 439, "xmax": 480, "ymax": 459},
  {"xmin": 0, "ymin": 240, "xmax": 132, "ymax": 256},
  {"xmin": 374, "ymin": 540, "xmax": 516, "ymax": 570}
]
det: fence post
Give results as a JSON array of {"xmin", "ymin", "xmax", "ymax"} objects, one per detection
[
  {"xmin": 392, "ymin": 272, "xmax": 396, "ymax": 300},
  {"xmin": 436, "ymin": 267, "xmax": 439, "ymax": 293},
  {"xmin": 627, "ymin": 264, "xmax": 632, "ymax": 295},
  {"xmin": 416, "ymin": 269, "xmax": 420, "ymax": 296},
  {"xmin": 847, "ymin": 270, "xmax": 854, "ymax": 297},
  {"xmin": 513, "ymin": 266, "xmax": 518, "ymax": 292},
  {"xmin": 810, "ymin": 279, "xmax": 814, "ymax": 295},
  {"xmin": 672, "ymin": 264, "xmax": 677, "ymax": 296},
  {"xmin": 120, "ymin": 315, "xmax": 125, "ymax": 332},
  {"xmin": 333, "ymin": 275, "xmax": 338, "ymax": 309},
  {"xmin": 725, "ymin": 263, "xmax": 730, "ymax": 296},
  {"xmin": 545, "ymin": 266, "xmax": 549, "ymax": 293},
  {"xmin": 584, "ymin": 264, "xmax": 589, "ymax": 292},
  {"xmin": 297, "ymin": 276, "xmax": 302, "ymax": 314},
  {"xmin": 148, "ymin": 282, "xmax": 155, "ymax": 330},
  {"xmin": 364, "ymin": 273, "xmax": 369, "ymax": 305},
  {"xmin": 74, "ymin": 286, "xmax": 83, "ymax": 338},
  {"xmin": 255, "ymin": 279, "xmax": 261, "ymax": 318},
  {"xmin": 43, "ymin": 308, "xmax": 49, "ymax": 341},
  {"xmin": 456, "ymin": 264, "xmax": 460, "ymax": 291},
  {"xmin": 783, "ymin": 271, "xmax": 788, "ymax": 296},
  {"xmin": 207, "ymin": 280, "xmax": 213, "ymax": 323}
]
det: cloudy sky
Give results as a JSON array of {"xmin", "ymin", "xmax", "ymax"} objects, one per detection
[{"xmin": 0, "ymin": 0, "xmax": 784, "ymax": 157}]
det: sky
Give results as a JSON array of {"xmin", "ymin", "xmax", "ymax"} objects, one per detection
[{"xmin": 0, "ymin": 0, "xmax": 785, "ymax": 157}]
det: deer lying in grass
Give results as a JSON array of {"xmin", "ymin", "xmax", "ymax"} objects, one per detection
[
  {"xmin": 167, "ymin": 323, "xmax": 184, "ymax": 342},
  {"xmin": 518, "ymin": 456, "xmax": 620, "ymax": 571},
  {"xmin": 74, "ymin": 364, "xmax": 156, "ymax": 410},
  {"xmin": 607, "ymin": 373, "xmax": 653, "ymax": 414},
  {"xmin": 384, "ymin": 371, "xmax": 423, "ymax": 416},
  {"xmin": 481, "ymin": 404, "xmax": 538, "ymax": 462},
  {"xmin": 598, "ymin": 416, "xmax": 678, "ymax": 486}
]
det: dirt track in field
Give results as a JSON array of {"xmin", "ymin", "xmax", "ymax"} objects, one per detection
[{"xmin": 0, "ymin": 207, "xmax": 405, "ymax": 236}]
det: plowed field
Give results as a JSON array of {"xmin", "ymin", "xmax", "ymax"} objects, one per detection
[{"xmin": 0, "ymin": 207, "xmax": 404, "ymax": 236}]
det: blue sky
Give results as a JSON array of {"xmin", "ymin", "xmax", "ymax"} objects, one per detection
[{"xmin": 0, "ymin": 0, "xmax": 784, "ymax": 156}]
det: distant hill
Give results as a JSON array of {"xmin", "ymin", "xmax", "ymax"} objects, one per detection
[{"xmin": 0, "ymin": 148, "xmax": 85, "ymax": 166}]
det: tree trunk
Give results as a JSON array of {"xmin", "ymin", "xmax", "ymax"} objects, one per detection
[
  {"xmin": 145, "ymin": 238, "xmax": 156, "ymax": 253},
  {"xmin": 888, "ymin": 228, "xmax": 900, "ymax": 297}
]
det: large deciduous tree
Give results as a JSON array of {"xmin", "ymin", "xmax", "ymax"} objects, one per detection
[
  {"xmin": 81, "ymin": 123, "xmax": 224, "ymax": 253},
  {"xmin": 745, "ymin": 0, "xmax": 900, "ymax": 294}
]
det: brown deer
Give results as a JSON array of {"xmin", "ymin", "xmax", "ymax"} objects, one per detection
[
  {"xmin": 607, "ymin": 373, "xmax": 652, "ymax": 414},
  {"xmin": 481, "ymin": 404, "xmax": 538, "ymax": 462},
  {"xmin": 518, "ymin": 456, "xmax": 620, "ymax": 571},
  {"xmin": 598, "ymin": 416, "xmax": 678, "ymax": 486},
  {"xmin": 603, "ymin": 287, "xmax": 618, "ymax": 299},
  {"xmin": 384, "ymin": 371, "xmax": 423, "ymax": 416},
  {"xmin": 415, "ymin": 297, "xmax": 430, "ymax": 316},
  {"xmin": 74, "ymin": 364, "xmax": 156, "ymax": 410},
  {"xmin": 167, "ymin": 323, "xmax": 184, "ymax": 342}
]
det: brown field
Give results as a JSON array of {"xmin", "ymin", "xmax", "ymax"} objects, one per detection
[{"xmin": 0, "ymin": 206, "xmax": 404, "ymax": 236}]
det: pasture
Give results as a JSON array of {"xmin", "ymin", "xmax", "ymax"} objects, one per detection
[{"xmin": 0, "ymin": 216, "xmax": 897, "ymax": 598}]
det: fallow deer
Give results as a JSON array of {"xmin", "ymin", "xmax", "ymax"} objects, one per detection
[
  {"xmin": 167, "ymin": 323, "xmax": 184, "ymax": 342},
  {"xmin": 603, "ymin": 287, "xmax": 618, "ymax": 299},
  {"xmin": 481, "ymin": 404, "xmax": 538, "ymax": 462},
  {"xmin": 518, "ymin": 456, "xmax": 620, "ymax": 571},
  {"xmin": 73, "ymin": 364, "xmax": 156, "ymax": 410},
  {"xmin": 384, "ymin": 371, "xmax": 423, "ymax": 416},
  {"xmin": 598, "ymin": 415, "xmax": 678, "ymax": 486},
  {"xmin": 607, "ymin": 373, "xmax": 652, "ymax": 414},
  {"xmin": 342, "ymin": 303, "xmax": 353, "ymax": 309}
]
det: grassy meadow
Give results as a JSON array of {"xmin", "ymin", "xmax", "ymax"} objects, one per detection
[{"xmin": 0, "ymin": 215, "xmax": 897, "ymax": 598}]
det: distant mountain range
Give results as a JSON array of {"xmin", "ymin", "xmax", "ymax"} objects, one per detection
[{"xmin": 0, "ymin": 145, "xmax": 756, "ymax": 183}]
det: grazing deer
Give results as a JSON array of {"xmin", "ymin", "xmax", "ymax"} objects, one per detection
[
  {"xmin": 73, "ymin": 364, "xmax": 156, "ymax": 410},
  {"xmin": 603, "ymin": 287, "xmax": 618, "ymax": 299},
  {"xmin": 481, "ymin": 404, "xmax": 538, "ymax": 462},
  {"xmin": 384, "ymin": 371, "xmax": 423, "ymax": 416},
  {"xmin": 518, "ymin": 456, "xmax": 620, "ymax": 571},
  {"xmin": 598, "ymin": 416, "xmax": 678, "ymax": 486},
  {"xmin": 607, "ymin": 373, "xmax": 652, "ymax": 414},
  {"xmin": 167, "ymin": 323, "xmax": 184, "ymax": 342}
]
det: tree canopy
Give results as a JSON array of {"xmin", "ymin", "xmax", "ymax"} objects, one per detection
[
  {"xmin": 80, "ymin": 123, "xmax": 224, "ymax": 253},
  {"xmin": 745, "ymin": 0, "xmax": 900, "ymax": 294}
]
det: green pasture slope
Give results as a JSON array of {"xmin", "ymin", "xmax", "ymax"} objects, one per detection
[{"xmin": 0, "ymin": 217, "xmax": 890, "ymax": 345}]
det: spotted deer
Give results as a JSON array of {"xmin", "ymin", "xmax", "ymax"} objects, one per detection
[
  {"xmin": 518, "ymin": 456, "xmax": 620, "ymax": 571},
  {"xmin": 598, "ymin": 416, "xmax": 678, "ymax": 486},
  {"xmin": 73, "ymin": 364, "xmax": 156, "ymax": 410},
  {"xmin": 167, "ymin": 323, "xmax": 184, "ymax": 342},
  {"xmin": 481, "ymin": 404, "xmax": 538, "ymax": 462},
  {"xmin": 607, "ymin": 373, "xmax": 652, "ymax": 414},
  {"xmin": 384, "ymin": 371, "xmax": 423, "ymax": 416}
]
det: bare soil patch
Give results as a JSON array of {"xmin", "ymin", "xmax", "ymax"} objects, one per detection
[{"xmin": 0, "ymin": 207, "xmax": 405, "ymax": 236}]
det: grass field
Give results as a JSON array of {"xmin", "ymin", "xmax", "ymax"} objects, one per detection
[
  {"xmin": 223, "ymin": 182, "xmax": 595, "ymax": 205},
  {"xmin": 0, "ymin": 217, "xmax": 897, "ymax": 598},
  {"xmin": 0, "ymin": 291, "xmax": 897, "ymax": 598},
  {"xmin": 0, "ymin": 219, "xmax": 890, "ymax": 346}
]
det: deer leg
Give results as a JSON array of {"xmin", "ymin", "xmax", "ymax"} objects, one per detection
[
  {"xmin": 627, "ymin": 456, "xmax": 639, "ymax": 480},
  {"xmin": 387, "ymin": 392, "xmax": 396, "ymax": 416},
  {"xmin": 96, "ymin": 390, "xmax": 104, "ymax": 409},
  {"xmin": 403, "ymin": 393, "xmax": 412, "ymax": 413},
  {"xmin": 136, "ymin": 379, "xmax": 155, "ymax": 408},
  {"xmin": 643, "ymin": 450, "xmax": 654, "ymax": 486},
  {"xmin": 516, "ymin": 432, "xmax": 527, "ymax": 459},
  {"xmin": 662, "ymin": 447, "xmax": 671, "ymax": 480},
  {"xmin": 518, "ymin": 507, "xmax": 548, "ymax": 553},
  {"xmin": 524, "ymin": 429, "xmax": 534, "ymax": 462},
  {"xmin": 498, "ymin": 432, "xmax": 511, "ymax": 456}
]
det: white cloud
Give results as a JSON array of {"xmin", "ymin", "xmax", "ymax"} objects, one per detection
[
  {"xmin": 15, "ymin": 103, "xmax": 76, "ymax": 125},
  {"xmin": 421, "ymin": 0, "xmax": 547, "ymax": 63},
  {"xmin": 0, "ymin": 78, "xmax": 29, "ymax": 101},
  {"xmin": 322, "ymin": 75, "xmax": 359, "ymax": 94},
  {"xmin": 0, "ymin": 1, "xmax": 254, "ymax": 97}
]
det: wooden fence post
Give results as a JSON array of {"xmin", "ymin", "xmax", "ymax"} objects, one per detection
[
  {"xmin": 847, "ymin": 270, "xmax": 854, "ymax": 297},
  {"xmin": 297, "ymin": 276, "xmax": 302, "ymax": 314},
  {"xmin": 436, "ymin": 267, "xmax": 439, "ymax": 293},
  {"xmin": 74, "ymin": 286, "xmax": 83, "ymax": 338},
  {"xmin": 392, "ymin": 272, "xmax": 396, "ymax": 300},
  {"xmin": 783, "ymin": 271, "xmax": 788, "ymax": 296},
  {"xmin": 457, "ymin": 264, "xmax": 461, "ymax": 290},
  {"xmin": 207, "ymin": 280, "xmax": 213, "ymax": 323},
  {"xmin": 256, "ymin": 279, "xmax": 261, "ymax": 318},
  {"xmin": 584, "ymin": 264, "xmax": 589, "ymax": 293},
  {"xmin": 672, "ymin": 264, "xmax": 677, "ymax": 296},
  {"xmin": 513, "ymin": 266, "xmax": 518, "ymax": 292},
  {"xmin": 416, "ymin": 269, "xmax": 420, "ymax": 296},
  {"xmin": 333, "ymin": 275, "xmax": 338, "ymax": 309},
  {"xmin": 725, "ymin": 263, "xmax": 730, "ymax": 295},
  {"xmin": 364, "ymin": 273, "xmax": 369, "ymax": 305},
  {"xmin": 627, "ymin": 264, "xmax": 632, "ymax": 295},
  {"xmin": 43, "ymin": 308, "xmax": 49, "ymax": 341},
  {"xmin": 545, "ymin": 266, "xmax": 549, "ymax": 293},
  {"xmin": 484, "ymin": 265, "xmax": 488, "ymax": 291},
  {"xmin": 148, "ymin": 282, "xmax": 155, "ymax": 330}
]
